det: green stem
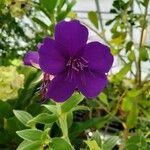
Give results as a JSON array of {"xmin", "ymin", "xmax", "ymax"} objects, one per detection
[
  {"xmin": 56, "ymin": 104, "xmax": 74, "ymax": 149},
  {"xmin": 59, "ymin": 113, "xmax": 69, "ymax": 141},
  {"xmin": 137, "ymin": 1, "xmax": 149, "ymax": 87},
  {"xmin": 94, "ymin": 0, "xmax": 106, "ymax": 41}
]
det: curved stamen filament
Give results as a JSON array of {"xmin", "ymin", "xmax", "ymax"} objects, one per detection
[{"xmin": 66, "ymin": 57, "xmax": 88, "ymax": 80}]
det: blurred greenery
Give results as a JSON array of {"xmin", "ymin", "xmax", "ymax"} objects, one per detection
[{"xmin": 0, "ymin": 0, "xmax": 150, "ymax": 150}]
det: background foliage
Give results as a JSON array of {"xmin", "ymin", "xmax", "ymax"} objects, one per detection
[{"xmin": 0, "ymin": 0, "xmax": 150, "ymax": 150}]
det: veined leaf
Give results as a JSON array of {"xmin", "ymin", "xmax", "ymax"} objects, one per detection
[
  {"xmin": 16, "ymin": 129, "xmax": 43, "ymax": 141},
  {"xmin": 13, "ymin": 110, "xmax": 33, "ymax": 126},
  {"xmin": 27, "ymin": 113, "xmax": 58, "ymax": 125},
  {"xmin": 40, "ymin": 0, "xmax": 58, "ymax": 13},
  {"xmin": 61, "ymin": 93, "xmax": 84, "ymax": 113},
  {"xmin": 17, "ymin": 140, "xmax": 42, "ymax": 150},
  {"xmin": 103, "ymin": 136, "xmax": 119, "ymax": 150},
  {"xmin": 85, "ymin": 140, "xmax": 101, "ymax": 150},
  {"xmin": 49, "ymin": 138, "xmax": 73, "ymax": 150}
]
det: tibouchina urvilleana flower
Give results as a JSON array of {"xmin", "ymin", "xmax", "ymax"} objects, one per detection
[{"xmin": 24, "ymin": 20, "xmax": 114, "ymax": 102}]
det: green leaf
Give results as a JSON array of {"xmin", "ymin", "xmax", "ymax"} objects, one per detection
[
  {"xmin": 140, "ymin": 17, "xmax": 148, "ymax": 29},
  {"xmin": 126, "ymin": 103, "xmax": 139, "ymax": 129},
  {"xmin": 98, "ymin": 92, "xmax": 108, "ymax": 106},
  {"xmin": 56, "ymin": 0, "xmax": 76, "ymax": 21},
  {"xmin": 113, "ymin": 63, "xmax": 131, "ymax": 82},
  {"xmin": 121, "ymin": 97, "xmax": 133, "ymax": 112},
  {"xmin": 127, "ymin": 89, "xmax": 140, "ymax": 98},
  {"xmin": 110, "ymin": 32, "xmax": 126, "ymax": 46},
  {"xmin": 17, "ymin": 140, "xmax": 42, "ymax": 150},
  {"xmin": 49, "ymin": 138, "xmax": 73, "ymax": 150},
  {"xmin": 70, "ymin": 115, "xmax": 110, "ymax": 139},
  {"xmin": 61, "ymin": 93, "xmax": 84, "ymax": 113},
  {"xmin": 110, "ymin": 9, "xmax": 117, "ymax": 13},
  {"xmin": 105, "ymin": 19, "xmax": 115, "ymax": 25},
  {"xmin": 40, "ymin": 0, "xmax": 58, "ymax": 13},
  {"xmin": 27, "ymin": 113, "xmax": 58, "ymax": 125},
  {"xmin": 144, "ymin": 0, "xmax": 149, "ymax": 6},
  {"xmin": 16, "ymin": 129, "xmax": 43, "ymax": 142},
  {"xmin": 57, "ymin": 0, "xmax": 66, "ymax": 11},
  {"xmin": 32, "ymin": 17, "xmax": 49, "ymax": 29},
  {"xmin": 92, "ymin": 131, "xmax": 102, "ymax": 148},
  {"xmin": 0, "ymin": 101, "xmax": 12, "ymax": 118},
  {"xmin": 139, "ymin": 47, "xmax": 149, "ymax": 61},
  {"xmin": 88, "ymin": 11, "xmax": 99, "ymax": 29},
  {"xmin": 72, "ymin": 106, "xmax": 90, "ymax": 111},
  {"xmin": 103, "ymin": 136, "xmax": 119, "ymax": 150},
  {"xmin": 128, "ymin": 51, "xmax": 135, "ymax": 62},
  {"xmin": 126, "ymin": 134, "xmax": 148, "ymax": 150},
  {"xmin": 126, "ymin": 41, "xmax": 134, "ymax": 52},
  {"xmin": 13, "ymin": 110, "xmax": 33, "ymax": 126},
  {"xmin": 85, "ymin": 140, "xmax": 101, "ymax": 150},
  {"xmin": 42, "ymin": 104, "xmax": 57, "ymax": 114}
]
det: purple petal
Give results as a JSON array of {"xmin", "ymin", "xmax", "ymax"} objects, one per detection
[
  {"xmin": 77, "ymin": 71, "xmax": 108, "ymax": 98},
  {"xmin": 82, "ymin": 42, "xmax": 114, "ymax": 73},
  {"xmin": 39, "ymin": 37, "xmax": 67, "ymax": 75},
  {"xmin": 24, "ymin": 51, "xmax": 40, "ymax": 68},
  {"xmin": 55, "ymin": 20, "xmax": 88, "ymax": 56},
  {"xmin": 46, "ymin": 73, "xmax": 76, "ymax": 102}
]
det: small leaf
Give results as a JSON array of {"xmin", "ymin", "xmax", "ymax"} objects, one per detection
[
  {"xmin": 85, "ymin": 140, "xmax": 101, "ymax": 150},
  {"xmin": 127, "ymin": 89, "xmax": 140, "ymax": 98},
  {"xmin": 113, "ymin": 63, "xmax": 131, "ymax": 82},
  {"xmin": 126, "ymin": 103, "xmax": 139, "ymax": 129},
  {"xmin": 105, "ymin": 19, "xmax": 115, "ymax": 26},
  {"xmin": 88, "ymin": 11, "xmax": 99, "ymax": 29},
  {"xmin": 56, "ymin": 0, "xmax": 76, "ymax": 21},
  {"xmin": 139, "ymin": 47, "xmax": 149, "ymax": 61},
  {"xmin": 42, "ymin": 104, "xmax": 57, "ymax": 114},
  {"xmin": 16, "ymin": 129, "xmax": 43, "ymax": 141},
  {"xmin": 13, "ymin": 110, "xmax": 33, "ymax": 126},
  {"xmin": 103, "ymin": 136, "xmax": 119, "ymax": 150},
  {"xmin": 40, "ymin": 0, "xmax": 58, "ymax": 13},
  {"xmin": 72, "ymin": 106, "xmax": 90, "ymax": 111},
  {"xmin": 110, "ymin": 9, "xmax": 117, "ymax": 13},
  {"xmin": 27, "ymin": 113, "xmax": 58, "ymax": 125},
  {"xmin": 126, "ymin": 134, "xmax": 148, "ymax": 150},
  {"xmin": 61, "ymin": 93, "xmax": 84, "ymax": 113},
  {"xmin": 70, "ymin": 115, "xmax": 110, "ymax": 139},
  {"xmin": 128, "ymin": 51, "xmax": 135, "ymax": 61},
  {"xmin": 126, "ymin": 41, "xmax": 134, "ymax": 52},
  {"xmin": 121, "ymin": 97, "xmax": 133, "ymax": 112},
  {"xmin": 49, "ymin": 138, "xmax": 73, "ymax": 150},
  {"xmin": 92, "ymin": 131, "xmax": 102, "ymax": 148},
  {"xmin": 140, "ymin": 17, "xmax": 148, "ymax": 28},
  {"xmin": 98, "ymin": 92, "xmax": 108, "ymax": 106},
  {"xmin": 17, "ymin": 140, "xmax": 42, "ymax": 150},
  {"xmin": 110, "ymin": 33, "xmax": 126, "ymax": 46},
  {"xmin": 32, "ymin": 17, "xmax": 49, "ymax": 29}
]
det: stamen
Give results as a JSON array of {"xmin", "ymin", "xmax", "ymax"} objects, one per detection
[
  {"xmin": 66, "ymin": 56, "xmax": 89, "ymax": 80},
  {"xmin": 81, "ymin": 57, "xmax": 88, "ymax": 63},
  {"xmin": 40, "ymin": 73, "xmax": 51, "ymax": 102}
]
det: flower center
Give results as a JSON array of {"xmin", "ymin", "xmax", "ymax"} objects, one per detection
[{"xmin": 66, "ymin": 57, "xmax": 88, "ymax": 72}]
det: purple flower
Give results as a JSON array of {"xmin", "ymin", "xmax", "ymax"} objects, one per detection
[
  {"xmin": 24, "ymin": 20, "xmax": 113, "ymax": 102},
  {"xmin": 24, "ymin": 51, "xmax": 40, "ymax": 69}
]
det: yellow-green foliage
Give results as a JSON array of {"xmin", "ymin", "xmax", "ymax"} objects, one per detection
[
  {"xmin": 4, "ymin": 0, "xmax": 31, "ymax": 17},
  {"xmin": 0, "ymin": 66, "xmax": 24, "ymax": 101}
]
